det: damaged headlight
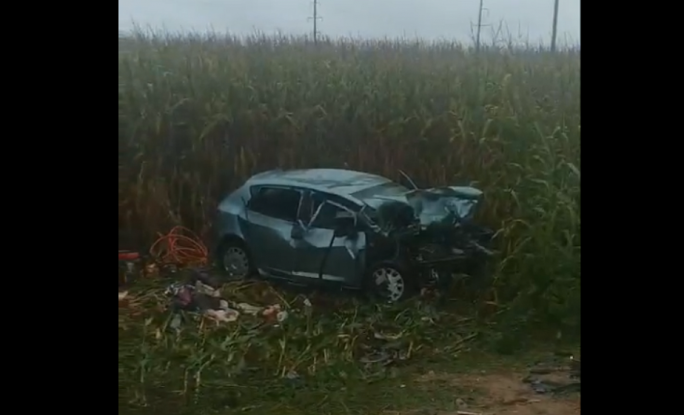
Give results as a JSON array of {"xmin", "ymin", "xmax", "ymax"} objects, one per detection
[{"xmin": 445, "ymin": 198, "xmax": 478, "ymax": 221}]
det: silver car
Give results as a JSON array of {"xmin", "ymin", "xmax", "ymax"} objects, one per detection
[{"xmin": 214, "ymin": 168, "xmax": 493, "ymax": 302}]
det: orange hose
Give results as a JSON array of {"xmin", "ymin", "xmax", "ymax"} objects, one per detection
[{"xmin": 149, "ymin": 226, "xmax": 208, "ymax": 267}]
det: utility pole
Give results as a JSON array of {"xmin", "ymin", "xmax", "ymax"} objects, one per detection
[
  {"xmin": 475, "ymin": 0, "xmax": 485, "ymax": 51},
  {"xmin": 550, "ymin": 0, "xmax": 560, "ymax": 51},
  {"xmin": 309, "ymin": 0, "xmax": 321, "ymax": 44}
]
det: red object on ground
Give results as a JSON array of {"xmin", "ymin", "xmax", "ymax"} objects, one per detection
[
  {"xmin": 119, "ymin": 251, "xmax": 140, "ymax": 261},
  {"xmin": 149, "ymin": 226, "xmax": 208, "ymax": 266}
]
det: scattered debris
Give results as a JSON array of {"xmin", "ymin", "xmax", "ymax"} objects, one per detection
[
  {"xmin": 119, "ymin": 258, "xmax": 481, "ymax": 387},
  {"xmin": 276, "ymin": 310, "xmax": 288, "ymax": 323},
  {"xmin": 149, "ymin": 226, "xmax": 208, "ymax": 268},
  {"xmin": 205, "ymin": 308, "xmax": 240, "ymax": 323},
  {"xmin": 374, "ymin": 331, "xmax": 404, "ymax": 341},
  {"xmin": 523, "ymin": 355, "xmax": 580, "ymax": 395},
  {"xmin": 169, "ymin": 313, "xmax": 182, "ymax": 330},
  {"xmin": 160, "ymin": 267, "xmax": 289, "ymax": 328},
  {"xmin": 189, "ymin": 267, "xmax": 223, "ymax": 288},
  {"xmin": 358, "ymin": 330, "xmax": 413, "ymax": 367},
  {"xmin": 119, "ymin": 291, "xmax": 129, "ymax": 301},
  {"xmin": 145, "ymin": 262, "xmax": 159, "ymax": 277},
  {"xmin": 570, "ymin": 356, "xmax": 580, "ymax": 377},
  {"xmin": 119, "ymin": 250, "xmax": 142, "ymax": 286}
]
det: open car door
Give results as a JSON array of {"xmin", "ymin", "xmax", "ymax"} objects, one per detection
[{"xmin": 291, "ymin": 194, "xmax": 366, "ymax": 285}]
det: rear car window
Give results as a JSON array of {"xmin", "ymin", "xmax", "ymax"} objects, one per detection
[{"xmin": 248, "ymin": 187, "xmax": 301, "ymax": 222}]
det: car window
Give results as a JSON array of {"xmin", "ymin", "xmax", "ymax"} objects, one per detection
[
  {"xmin": 307, "ymin": 192, "xmax": 357, "ymax": 229},
  {"xmin": 294, "ymin": 191, "xmax": 322, "ymax": 224},
  {"xmin": 295, "ymin": 192, "xmax": 349, "ymax": 224},
  {"xmin": 248, "ymin": 187, "xmax": 301, "ymax": 222},
  {"xmin": 310, "ymin": 202, "xmax": 345, "ymax": 229},
  {"xmin": 311, "ymin": 192, "xmax": 326, "ymax": 215},
  {"xmin": 316, "ymin": 192, "xmax": 359, "ymax": 212},
  {"xmin": 297, "ymin": 191, "xmax": 314, "ymax": 223}
]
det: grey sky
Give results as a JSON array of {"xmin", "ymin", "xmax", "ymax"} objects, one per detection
[{"xmin": 119, "ymin": 0, "xmax": 580, "ymax": 44}]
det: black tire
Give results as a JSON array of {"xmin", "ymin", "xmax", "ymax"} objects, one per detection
[
  {"xmin": 365, "ymin": 261, "xmax": 416, "ymax": 303},
  {"xmin": 216, "ymin": 238, "xmax": 254, "ymax": 279}
]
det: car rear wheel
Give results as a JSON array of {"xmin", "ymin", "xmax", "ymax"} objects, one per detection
[
  {"xmin": 367, "ymin": 261, "xmax": 414, "ymax": 302},
  {"xmin": 217, "ymin": 240, "xmax": 253, "ymax": 279}
]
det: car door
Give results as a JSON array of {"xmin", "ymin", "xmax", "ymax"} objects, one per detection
[
  {"xmin": 240, "ymin": 186, "xmax": 301, "ymax": 278},
  {"xmin": 292, "ymin": 191, "xmax": 366, "ymax": 285}
]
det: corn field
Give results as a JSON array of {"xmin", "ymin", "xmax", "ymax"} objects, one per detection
[{"xmin": 118, "ymin": 32, "xmax": 580, "ymax": 331}]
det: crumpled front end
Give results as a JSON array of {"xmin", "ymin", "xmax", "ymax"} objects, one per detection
[
  {"xmin": 408, "ymin": 186, "xmax": 483, "ymax": 227},
  {"xmin": 362, "ymin": 185, "xmax": 494, "ymax": 277},
  {"xmin": 363, "ymin": 186, "xmax": 484, "ymax": 233}
]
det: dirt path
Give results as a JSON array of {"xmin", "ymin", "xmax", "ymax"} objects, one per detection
[{"xmin": 386, "ymin": 370, "xmax": 579, "ymax": 415}]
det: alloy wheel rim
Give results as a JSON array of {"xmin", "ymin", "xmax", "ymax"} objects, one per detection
[
  {"xmin": 223, "ymin": 247, "xmax": 249, "ymax": 277},
  {"xmin": 373, "ymin": 267, "xmax": 405, "ymax": 302}
]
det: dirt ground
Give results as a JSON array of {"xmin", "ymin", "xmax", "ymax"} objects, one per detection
[{"xmin": 386, "ymin": 370, "xmax": 580, "ymax": 415}]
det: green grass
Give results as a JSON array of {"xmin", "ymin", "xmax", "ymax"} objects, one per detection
[
  {"xmin": 118, "ymin": 31, "xmax": 580, "ymax": 414},
  {"xmin": 119, "ymin": 280, "xmax": 576, "ymax": 415}
]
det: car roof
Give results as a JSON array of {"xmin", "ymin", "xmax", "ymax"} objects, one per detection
[{"xmin": 246, "ymin": 168, "xmax": 394, "ymax": 197}]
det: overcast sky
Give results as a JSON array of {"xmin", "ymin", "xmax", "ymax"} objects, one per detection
[{"xmin": 119, "ymin": 0, "xmax": 580, "ymax": 44}]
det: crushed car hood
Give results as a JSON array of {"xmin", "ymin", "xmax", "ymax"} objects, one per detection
[{"xmin": 364, "ymin": 186, "xmax": 483, "ymax": 233}]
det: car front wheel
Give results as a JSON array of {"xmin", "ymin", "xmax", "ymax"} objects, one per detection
[
  {"xmin": 367, "ymin": 261, "xmax": 414, "ymax": 302},
  {"xmin": 217, "ymin": 240, "xmax": 253, "ymax": 279}
]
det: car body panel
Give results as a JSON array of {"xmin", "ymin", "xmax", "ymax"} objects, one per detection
[
  {"xmin": 216, "ymin": 184, "xmax": 251, "ymax": 241},
  {"xmin": 238, "ymin": 212, "xmax": 296, "ymax": 277},
  {"xmin": 246, "ymin": 169, "xmax": 393, "ymax": 198},
  {"xmin": 291, "ymin": 227, "xmax": 366, "ymax": 283},
  {"xmin": 290, "ymin": 191, "xmax": 368, "ymax": 284}
]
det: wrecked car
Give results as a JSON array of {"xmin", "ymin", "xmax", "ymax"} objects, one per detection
[{"xmin": 214, "ymin": 168, "xmax": 494, "ymax": 302}]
